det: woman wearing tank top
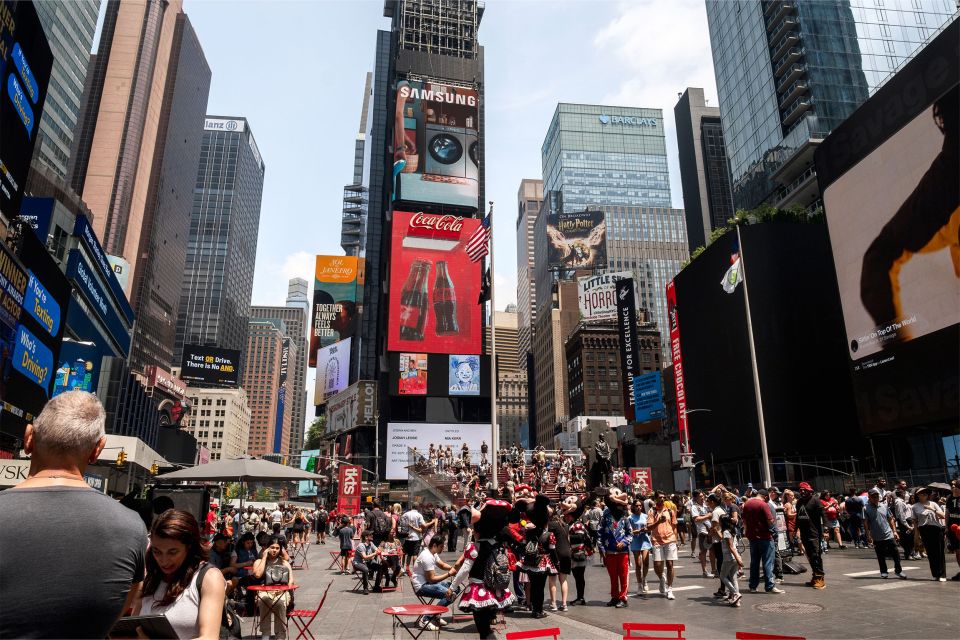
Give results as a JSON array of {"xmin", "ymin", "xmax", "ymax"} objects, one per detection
[
  {"xmin": 253, "ymin": 535, "xmax": 294, "ymax": 640},
  {"xmin": 136, "ymin": 509, "xmax": 226, "ymax": 639}
]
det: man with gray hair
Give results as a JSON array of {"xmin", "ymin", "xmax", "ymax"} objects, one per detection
[{"xmin": 0, "ymin": 391, "xmax": 147, "ymax": 638}]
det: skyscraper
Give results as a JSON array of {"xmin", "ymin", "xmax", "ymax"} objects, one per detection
[
  {"xmin": 674, "ymin": 87, "xmax": 734, "ymax": 251},
  {"xmin": 516, "ymin": 178, "xmax": 543, "ymax": 359},
  {"xmin": 243, "ymin": 319, "xmax": 293, "ymax": 458},
  {"xmin": 341, "ymin": 73, "xmax": 372, "ymax": 257},
  {"xmin": 174, "ymin": 116, "xmax": 265, "ymax": 368},
  {"xmin": 286, "ymin": 278, "xmax": 310, "ymax": 316},
  {"xmin": 30, "ymin": 0, "xmax": 100, "ymax": 181},
  {"xmin": 69, "ymin": 0, "xmax": 211, "ymax": 372},
  {"xmin": 538, "ymin": 103, "xmax": 688, "ymax": 353},
  {"xmin": 250, "ymin": 304, "xmax": 308, "ymax": 459},
  {"xmin": 705, "ymin": 0, "xmax": 957, "ymax": 211},
  {"xmin": 485, "ymin": 310, "xmax": 528, "ymax": 448}
]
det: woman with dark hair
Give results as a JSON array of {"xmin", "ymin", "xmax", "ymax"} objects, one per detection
[
  {"xmin": 136, "ymin": 509, "xmax": 226, "ymax": 639},
  {"xmin": 252, "ymin": 535, "xmax": 293, "ymax": 640}
]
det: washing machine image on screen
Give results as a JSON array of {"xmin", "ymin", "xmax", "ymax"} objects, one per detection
[
  {"xmin": 425, "ymin": 124, "xmax": 466, "ymax": 177},
  {"xmin": 465, "ymin": 131, "xmax": 479, "ymax": 182}
]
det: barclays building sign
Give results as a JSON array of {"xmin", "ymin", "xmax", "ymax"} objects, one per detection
[{"xmin": 599, "ymin": 114, "xmax": 657, "ymax": 127}]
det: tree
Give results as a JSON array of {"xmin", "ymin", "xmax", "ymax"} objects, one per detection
[{"xmin": 305, "ymin": 416, "xmax": 326, "ymax": 450}]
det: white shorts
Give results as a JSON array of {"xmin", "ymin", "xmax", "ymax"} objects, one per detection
[{"xmin": 652, "ymin": 542, "xmax": 678, "ymax": 562}]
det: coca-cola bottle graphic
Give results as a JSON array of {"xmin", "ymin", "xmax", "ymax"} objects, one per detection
[
  {"xmin": 433, "ymin": 260, "xmax": 459, "ymax": 335},
  {"xmin": 399, "ymin": 259, "xmax": 431, "ymax": 341}
]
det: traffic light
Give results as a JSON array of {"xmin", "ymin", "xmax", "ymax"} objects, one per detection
[
  {"xmin": 150, "ymin": 463, "xmax": 159, "ymax": 475},
  {"xmin": 116, "ymin": 450, "xmax": 127, "ymax": 466}
]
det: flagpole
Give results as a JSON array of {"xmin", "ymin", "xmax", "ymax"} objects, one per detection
[
  {"xmin": 488, "ymin": 202, "xmax": 499, "ymax": 491},
  {"xmin": 736, "ymin": 223, "xmax": 772, "ymax": 487}
]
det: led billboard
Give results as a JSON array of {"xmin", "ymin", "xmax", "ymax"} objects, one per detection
[
  {"xmin": 546, "ymin": 210, "xmax": 607, "ymax": 270},
  {"xmin": 398, "ymin": 352, "xmax": 427, "ymax": 395},
  {"xmin": 387, "ymin": 211, "xmax": 482, "ymax": 354},
  {"xmin": 448, "ymin": 355, "xmax": 480, "ymax": 396},
  {"xmin": 315, "ymin": 337, "xmax": 351, "ymax": 405},
  {"xmin": 309, "ymin": 255, "xmax": 359, "ymax": 368},
  {"xmin": 386, "ymin": 422, "xmax": 489, "ymax": 480},
  {"xmin": 180, "ymin": 345, "xmax": 241, "ymax": 387},
  {"xmin": 816, "ymin": 20, "xmax": 958, "ymax": 435},
  {"xmin": 392, "ymin": 78, "xmax": 479, "ymax": 209},
  {"xmin": 0, "ymin": 0, "xmax": 53, "ymax": 218}
]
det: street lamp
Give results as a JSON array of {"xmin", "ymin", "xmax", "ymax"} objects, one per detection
[{"xmin": 681, "ymin": 408, "xmax": 711, "ymax": 496}]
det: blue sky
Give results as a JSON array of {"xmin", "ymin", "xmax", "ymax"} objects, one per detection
[{"xmin": 184, "ymin": 0, "xmax": 718, "ymax": 311}]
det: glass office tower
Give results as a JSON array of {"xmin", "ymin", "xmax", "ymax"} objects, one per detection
[
  {"xmin": 542, "ymin": 103, "xmax": 672, "ymax": 212},
  {"xmin": 706, "ymin": 0, "xmax": 957, "ymax": 211}
]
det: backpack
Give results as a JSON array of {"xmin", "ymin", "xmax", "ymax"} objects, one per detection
[
  {"xmin": 484, "ymin": 544, "xmax": 512, "ymax": 593},
  {"xmin": 522, "ymin": 537, "xmax": 541, "ymax": 567},
  {"xmin": 196, "ymin": 564, "xmax": 242, "ymax": 640},
  {"xmin": 396, "ymin": 513, "xmax": 411, "ymax": 539},
  {"xmin": 372, "ymin": 510, "xmax": 392, "ymax": 535}
]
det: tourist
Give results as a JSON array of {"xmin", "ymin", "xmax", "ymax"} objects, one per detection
[
  {"xmin": 796, "ymin": 482, "xmax": 826, "ymax": 589},
  {"xmin": 334, "ymin": 515, "xmax": 355, "ymax": 575},
  {"xmin": 690, "ymin": 491, "xmax": 714, "ymax": 577},
  {"xmin": 742, "ymin": 489, "xmax": 783, "ymax": 594},
  {"xmin": 913, "ymin": 487, "xmax": 947, "ymax": 581},
  {"xmin": 718, "ymin": 514, "xmax": 744, "ymax": 607},
  {"xmin": 352, "ymin": 530, "xmax": 379, "ymax": 595},
  {"xmin": 629, "ymin": 499, "xmax": 652, "ymax": 595},
  {"xmin": 648, "ymin": 491, "xmax": 679, "ymax": 600},
  {"xmin": 251, "ymin": 536, "xmax": 293, "ymax": 640},
  {"xmin": 864, "ymin": 488, "xmax": 906, "ymax": 579},
  {"xmin": 411, "ymin": 536, "xmax": 457, "ymax": 630},
  {"xmin": 398, "ymin": 504, "xmax": 426, "ymax": 571}
]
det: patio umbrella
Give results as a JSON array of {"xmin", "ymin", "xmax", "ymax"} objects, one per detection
[{"xmin": 155, "ymin": 456, "xmax": 325, "ymax": 507}]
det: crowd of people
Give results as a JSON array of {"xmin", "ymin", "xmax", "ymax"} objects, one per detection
[{"xmin": 3, "ymin": 391, "xmax": 959, "ymax": 640}]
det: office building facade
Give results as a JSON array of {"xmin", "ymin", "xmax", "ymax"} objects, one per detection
[
  {"xmin": 69, "ymin": 1, "xmax": 211, "ymax": 372},
  {"xmin": 250, "ymin": 304, "xmax": 308, "ymax": 458},
  {"xmin": 531, "ymin": 280, "xmax": 580, "ymax": 447},
  {"xmin": 243, "ymin": 319, "xmax": 293, "ymax": 458},
  {"xmin": 485, "ymin": 310, "xmax": 528, "ymax": 447},
  {"xmin": 174, "ymin": 117, "xmax": 265, "ymax": 368},
  {"xmin": 674, "ymin": 87, "xmax": 734, "ymax": 251},
  {"xmin": 183, "ymin": 387, "xmax": 251, "ymax": 461},
  {"xmin": 341, "ymin": 72, "xmax": 372, "ymax": 257},
  {"xmin": 705, "ymin": 0, "xmax": 957, "ymax": 211},
  {"xmin": 31, "ymin": 0, "xmax": 100, "ymax": 181},
  {"xmin": 286, "ymin": 278, "xmax": 310, "ymax": 316},
  {"xmin": 516, "ymin": 178, "xmax": 543, "ymax": 359}
]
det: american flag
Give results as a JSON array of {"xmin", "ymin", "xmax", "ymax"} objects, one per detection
[{"xmin": 465, "ymin": 213, "xmax": 491, "ymax": 262}]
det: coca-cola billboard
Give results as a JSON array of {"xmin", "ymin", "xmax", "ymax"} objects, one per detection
[{"xmin": 388, "ymin": 211, "xmax": 482, "ymax": 354}]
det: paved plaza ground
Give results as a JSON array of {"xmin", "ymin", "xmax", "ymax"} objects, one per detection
[{"xmin": 258, "ymin": 542, "xmax": 960, "ymax": 639}]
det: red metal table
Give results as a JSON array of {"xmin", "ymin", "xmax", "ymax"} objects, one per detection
[
  {"xmin": 249, "ymin": 584, "xmax": 299, "ymax": 638},
  {"xmin": 383, "ymin": 604, "xmax": 447, "ymax": 640}
]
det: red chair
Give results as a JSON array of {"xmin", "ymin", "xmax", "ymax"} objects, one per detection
[
  {"xmin": 288, "ymin": 580, "xmax": 332, "ymax": 640},
  {"xmin": 736, "ymin": 634, "xmax": 805, "ymax": 640},
  {"xmin": 622, "ymin": 623, "xmax": 686, "ymax": 640},
  {"xmin": 505, "ymin": 628, "xmax": 561, "ymax": 640}
]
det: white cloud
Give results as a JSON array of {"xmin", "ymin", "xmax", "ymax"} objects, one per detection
[
  {"xmin": 594, "ymin": 0, "xmax": 719, "ymax": 209},
  {"xmin": 252, "ymin": 250, "xmax": 315, "ymax": 306}
]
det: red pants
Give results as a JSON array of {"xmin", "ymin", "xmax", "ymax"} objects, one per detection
[{"xmin": 604, "ymin": 552, "xmax": 630, "ymax": 600}]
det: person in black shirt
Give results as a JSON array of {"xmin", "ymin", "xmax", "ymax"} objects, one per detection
[
  {"xmin": 795, "ymin": 482, "xmax": 825, "ymax": 589},
  {"xmin": 947, "ymin": 480, "xmax": 960, "ymax": 581},
  {"xmin": 547, "ymin": 509, "xmax": 572, "ymax": 611}
]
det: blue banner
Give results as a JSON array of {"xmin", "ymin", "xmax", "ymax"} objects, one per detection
[
  {"xmin": 633, "ymin": 371, "xmax": 666, "ymax": 423},
  {"xmin": 273, "ymin": 385, "xmax": 286, "ymax": 454},
  {"xmin": 24, "ymin": 271, "xmax": 60, "ymax": 337},
  {"xmin": 6, "ymin": 73, "xmax": 35, "ymax": 137},
  {"xmin": 12, "ymin": 43, "xmax": 39, "ymax": 104},
  {"xmin": 65, "ymin": 250, "xmax": 131, "ymax": 356},
  {"xmin": 72, "ymin": 214, "xmax": 134, "ymax": 322},
  {"xmin": 12, "ymin": 324, "xmax": 53, "ymax": 392}
]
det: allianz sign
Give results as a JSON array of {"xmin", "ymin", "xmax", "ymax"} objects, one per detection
[{"xmin": 598, "ymin": 114, "xmax": 657, "ymax": 127}]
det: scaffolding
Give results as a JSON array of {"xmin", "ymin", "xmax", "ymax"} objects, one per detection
[{"xmin": 396, "ymin": 0, "xmax": 484, "ymax": 59}]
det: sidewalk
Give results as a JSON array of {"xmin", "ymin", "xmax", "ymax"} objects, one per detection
[{"xmin": 256, "ymin": 542, "xmax": 960, "ymax": 639}]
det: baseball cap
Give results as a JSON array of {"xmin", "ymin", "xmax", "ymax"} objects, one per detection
[
  {"xmin": 798, "ymin": 482, "xmax": 813, "ymax": 491},
  {"xmin": 867, "ymin": 488, "xmax": 881, "ymax": 496}
]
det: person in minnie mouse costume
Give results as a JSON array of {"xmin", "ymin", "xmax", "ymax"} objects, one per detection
[
  {"xmin": 599, "ymin": 487, "xmax": 633, "ymax": 608},
  {"xmin": 449, "ymin": 499, "xmax": 516, "ymax": 639}
]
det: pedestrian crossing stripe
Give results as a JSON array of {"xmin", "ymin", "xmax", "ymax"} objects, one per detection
[
  {"xmin": 667, "ymin": 585, "xmax": 705, "ymax": 592},
  {"xmin": 860, "ymin": 581, "xmax": 926, "ymax": 591},
  {"xmin": 844, "ymin": 567, "xmax": 918, "ymax": 577}
]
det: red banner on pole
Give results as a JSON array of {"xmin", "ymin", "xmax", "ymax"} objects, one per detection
[
  {"xmin": 337, "ymin": 464, "xmax": 362, "ymax": 516},
  {"xmin": 629, "ymin": 467, "xmax": 653, "ymax": 492},
  {"xmin": 665, "ymin": 280, "xmax": 688, "ymax": 452}
]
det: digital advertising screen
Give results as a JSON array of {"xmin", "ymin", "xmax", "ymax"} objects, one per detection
[
  {"xmin": 0, "ymin": 0, "xmax": 53, "ymax": 219},
  {"xmin": 309, "ymin": 255, "xmax": 359, "ymax": 368},
  {"xmin": 386, "ymin": 422, "xmax": 489, "ymax": 479},
  {"xmin": 546, "ymin": 210, "xmax": 607, "ymax": 270},
  {"xmin": 816, "ymin": 19, "xmax": 958, "ymax": 435},
  {"xmin": 392, "ymin": 78, "xmax": 480, "ymax": 209},
  {"xmin": 397, "ymin": 352, "xmax": 427, "ymax": 395},
  {"xmin": 180, "ymin": 345, "xmax": 241, "ymax": 387},
  {"xmin": 448, "ymin": 354, "xmax": 480, "ymax": 396},
  {"xmin": 315, "ymin": 337, "xmax": 351, "ymax": 405},
  {"xmin": 52, "ymin": 341, "xmax": 102, "ymax": 397},
  {"xmin": 387, "ymin": 211, "xmax": 482, "ymax": 354}
]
